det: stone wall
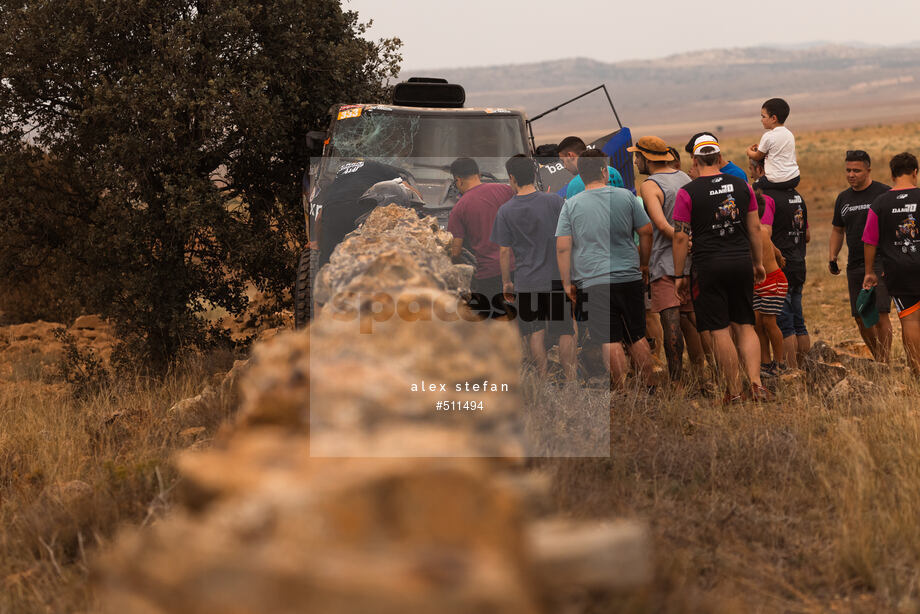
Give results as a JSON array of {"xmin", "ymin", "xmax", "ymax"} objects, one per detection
[{"xmin": 96, "ymin": 206, "xmax": 649, "ymax": 613}]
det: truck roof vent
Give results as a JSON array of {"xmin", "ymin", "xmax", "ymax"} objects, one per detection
[{"xmin": 393, "ymin": 78, "xmax": 465, "ymax": 108}]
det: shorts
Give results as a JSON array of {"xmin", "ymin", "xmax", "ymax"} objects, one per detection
[
  {"xmin": 754, "ymin": 175, "xmax": 800, "ymax": 190},
  {"xmin": 777, "ymin": 284, "xmax": 808, "ymax": 337},
  {"xmin": 753, "ymin": 269, "xmax": 788, "ymax": 316},
  {"xmin": 893, "ymin": 296, "xmax": 920, "ymax": 319},
  {"xmin": 469, "ymin": 275, "xmax": 511, "ymax": 319},
  {"xmin": 574, "ymin": 280, "xmax": 646, "ymax": 345},
  {"xmin": 847, "ymin": 265, "xmax": 891, "ymax": 318},
  {"xmin": 692, "ymin": 257, "xmax": 755, "ymax": 332},
  {"xmin": 514, "ymin": 281, "xmax": 576, "ymax": 339},
  {"xmin": 650, "ymin": 276, "xmax": 694, "ymax": 314}
]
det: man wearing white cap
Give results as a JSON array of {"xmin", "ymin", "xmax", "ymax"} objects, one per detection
[{"xmin": 672, "ymin": 134, "xmax": 771, "ymax": 403}]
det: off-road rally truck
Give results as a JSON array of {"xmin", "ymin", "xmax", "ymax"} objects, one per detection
[{"xmin": 295, "ymin": 78, "xmax": 633, "ymax": 328}]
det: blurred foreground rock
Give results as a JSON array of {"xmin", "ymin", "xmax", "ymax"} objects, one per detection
[
  {"xmin": 97, "ymin": 205, "xmax": 651, "ymax": 612},
  {"xmin": 314, "ymin": 205, "xmax": 474, "ymax": 306}
]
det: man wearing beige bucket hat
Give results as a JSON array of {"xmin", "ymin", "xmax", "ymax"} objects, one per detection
[{"xmin": 629, "ymin": 137, "xmax": 706, "ymax": 385}]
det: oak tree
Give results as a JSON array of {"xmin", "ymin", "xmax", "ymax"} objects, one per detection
[{"xmin": 0, "ymin": 0, "xmax": 400, "ymax": 367}]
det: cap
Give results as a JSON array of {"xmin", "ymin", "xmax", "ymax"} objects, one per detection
[
  {"xmin": 684, "ymin": 131, "xmax": 720, "ymax": 154},
  {"xmin": 691, "ymin": 134, "xmax": 721, "ymax": 156},
  {"xmin": 358, "ymin": 178, "xmax": 425, "ymax": 209},
  {"xmin": 627, "ymin": 136, "xmax": 675, "ymax": 162}
]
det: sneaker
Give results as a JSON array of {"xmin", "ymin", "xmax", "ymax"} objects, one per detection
[
  {"xmin": 721, "ymin": 391, "xmax": 744, "ymax": 406},
  {"xmin": 760, "ymin": 362, "xmax": 777, "ymax": 380},
  {"xmin": 747, "ymin": 383, "xmax": 776, "ymax": 402}
]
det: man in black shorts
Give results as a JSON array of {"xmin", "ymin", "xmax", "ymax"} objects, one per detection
[
  {"xmin": 863, "ymin": 152, "xmax": 920, "ymax": 375},
  {"xmin": 492, "ymin": 155, "xmax": 576, "ymax": 381},
  {"xmin": 830, "ymin": 150, "xmax": 892, "ymax": 361},
  {"xmin": 555, "ymin": 150, "xmax": 655, "ymax": 389},
  {"xmin": 672, "ymin": 134, "xmax": 770, "ymax": 403}
]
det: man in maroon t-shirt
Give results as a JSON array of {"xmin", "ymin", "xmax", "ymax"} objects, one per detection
[{"xmin": 447, "ymin": 157, "xmax": 515, "ymax": 317}]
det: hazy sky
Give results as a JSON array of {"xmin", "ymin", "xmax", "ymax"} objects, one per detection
[{"xmin": 345, "ymin": 0, "xmax": 919, "ymax": 70}]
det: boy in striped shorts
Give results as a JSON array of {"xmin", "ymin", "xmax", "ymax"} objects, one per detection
[{"xmin": 754, "ymin": 191, "xmax": 789, "ymax": 377}]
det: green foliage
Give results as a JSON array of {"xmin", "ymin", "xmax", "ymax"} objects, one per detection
[
  {"xmin": 53, "ymin": 328, "xmax": 111, "ymax": 398},
  {"xmin": 0, "ymin": 0, "xmax": 401, "ymax": 368}
]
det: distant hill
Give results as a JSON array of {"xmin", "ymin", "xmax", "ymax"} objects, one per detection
[{"xmin": 406, "ymin": 45, "xmax": 920, "ymax": 143}]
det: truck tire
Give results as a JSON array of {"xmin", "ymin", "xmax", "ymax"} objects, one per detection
[{"xmin": 294, "ymin": 249, "xmax": 313, "ymax": 329}]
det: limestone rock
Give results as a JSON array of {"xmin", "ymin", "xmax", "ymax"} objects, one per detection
[
  {"xmin": 529, "ymin": 519, "xmax": 652, "ymax": 592},
  {"xmin": 803, "ymin": 344, "xmax": 850, "ymax": 393},
  {"xmin": 0, "ymin": 315, "xmax": 118, "ymax": 378},
  {"xmin": 776, "ymin": 369, "xmax": 807, "ymax": 391},
  {"xmin": 169, "ymin": 360, "xmax": 251, "ymax": 429},
  {"xmin": 826, "ymin": 374, "xmax": 881, "ymax": 404},
  {"xmin": 314, "ymin": 205, "xmax": 471, "ymax": 306},
  {"xmin": 168, "ymin": 385, "xmax": 219, "ymax": 422},
  {"xmin": 96, "ymin": 197, "xmax": 649, "ymax": 613},
  {"xmin": 98, "ymin": 448, "xmax": 540, "ymax": 614},
  {"xmin": 807, "ymin": 340, "xmax": 840, "ymax": 364},
  {"xmin": 836, "ymin": 339, "xmax": 873, "ymax": 359},
  {"xmin": 72, "ymin": 314, "xmax": 107, "ymax": 330},
  {"xmin": 218, "ymin": 359, "xmax": 249, "ymax": 401},
  {"xmin": 235, "ymin": 288, "xmax": 523, "ymax": 457}
]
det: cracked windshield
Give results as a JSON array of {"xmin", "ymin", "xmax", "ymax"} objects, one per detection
[{"xmin": 320, "ymin": 109, "xmax": 527, "ymax": 213}]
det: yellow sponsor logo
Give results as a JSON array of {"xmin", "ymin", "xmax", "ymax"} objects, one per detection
[{"xmin": 337, "ymin": 107, "xmax": 363, "ymax": 120}]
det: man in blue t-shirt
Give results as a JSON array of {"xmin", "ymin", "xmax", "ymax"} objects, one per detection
[
  {"xmin": 555, "ymin": 150, "xmax": 655, "ymax": 389},
  {"xmin": 557, "ymin": 136, "xmax": 624, "ymax": 198},
  {"xmin": 491, "ymin": 155, "xmax": 576, "ymax": 380}
]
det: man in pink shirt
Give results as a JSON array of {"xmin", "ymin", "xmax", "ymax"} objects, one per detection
[
  {"xmin": 672, "ymin": 135, "xmax": 769, "ymax": 403},
  {"xmin": 862, "ymin": 152, "xmax": 920, "ymax": 374},
  {"xmin": 447, "ymin": 157, "xmax": 515, "ymax": 318}
]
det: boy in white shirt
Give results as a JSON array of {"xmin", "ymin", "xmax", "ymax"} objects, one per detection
[{"xmin": 746, "ymin": 98, "xmax": 800, "ymax": 190}]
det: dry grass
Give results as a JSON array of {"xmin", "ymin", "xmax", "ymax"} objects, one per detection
[
  {"xmin": 525, "ymin": 121, "xmax": 920, "ymax": 612},
  {"xmin": 0, "ymin": 351, "xmax": 237, "ymax": 614},
  {"xmin": 529, "ymin": 369, "xmax": 920, "ymax": 612},
  {"xmin": 1, "ymin": 121, "xmax": 919, "ymax": 613}
]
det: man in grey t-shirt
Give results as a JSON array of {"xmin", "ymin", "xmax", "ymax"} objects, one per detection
[
  {"xmin": 492, "ymin": 155, "xmax": 576, "ymax": 381},
  {"xmin": 556, "ymin": 150, "xmax": 656, "ymax": 389}
]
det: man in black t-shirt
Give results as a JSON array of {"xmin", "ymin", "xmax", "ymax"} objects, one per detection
[
  {"xmin": 314, "ymin": 160, "xmax": 409, "ymax": 267},
  {"xmin": 830, "ymin": 150, "xmax": 892, "ymax": 361},
  {"xmin": 672, "ymin": 135, "xmax": 769, "ymax": 403},
  {"xmin": 754, "ymin": 157, "xmax": 811, "ymax": 368},
  {"xmin": 863, "ymin": 152, "xmax": 920, "ymax": 375}
]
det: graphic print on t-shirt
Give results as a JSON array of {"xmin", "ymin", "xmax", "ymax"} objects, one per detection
[
  {"xmin": 715, "ymin": 196, "xmax": 740, "ymax": 235},
  {"xmin": 867, "ymin": 188, "xmax": 920, "ymax": 296},
  {"xmin": 789, "ymin": 194, "xmax": 806, "ymax": 245},
  {"xmin": 793, "ymin": 206, "xmax": 805, "ymax": 243},
  {"xmin": 896, "ymin": 214, "xmax": 919, "ymax": 250}
]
